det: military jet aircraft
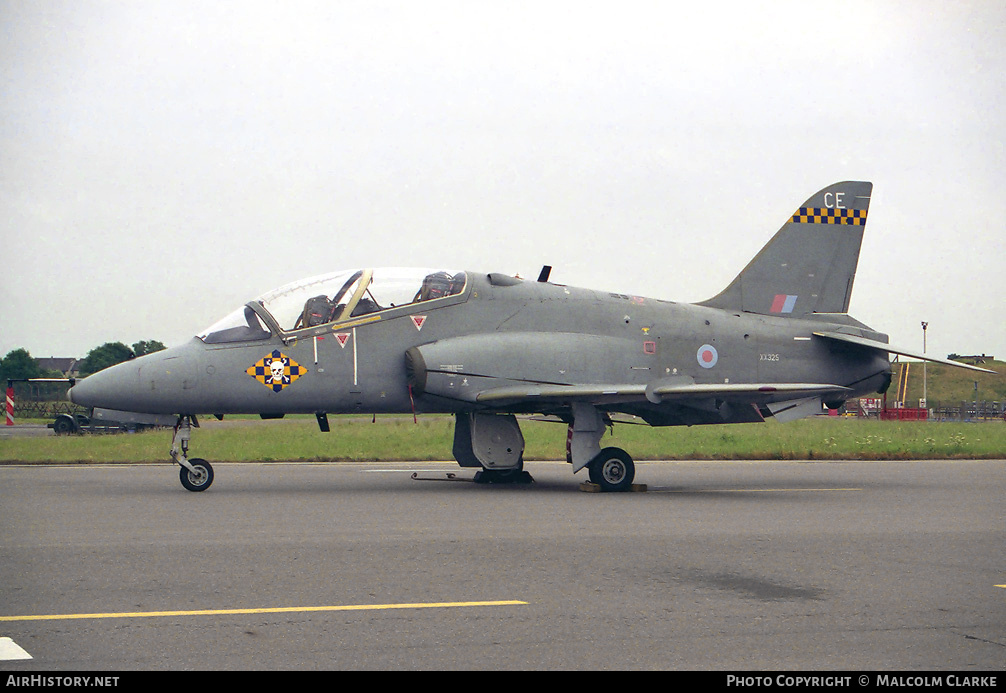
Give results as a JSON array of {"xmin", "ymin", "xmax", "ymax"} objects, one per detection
[{"xmin": 69, "ymin": 181, "xmax": 993, "ymax": 492}]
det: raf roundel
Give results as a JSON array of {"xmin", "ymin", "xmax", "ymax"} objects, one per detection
[{"xmin": 696, "ymin": 344, "xmax": 718, "ymax": 369}]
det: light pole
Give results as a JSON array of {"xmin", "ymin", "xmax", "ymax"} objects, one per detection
[{"xmin": 921, "ymin": 321, "xmax": 928, "ymax": 409}]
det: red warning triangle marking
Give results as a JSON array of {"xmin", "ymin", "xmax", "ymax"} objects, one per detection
[
  {"xmin": 411, "ymin": 315, "xmax": 427, "ymax": 331},
  {"xmin": 335, "ymin": 333, "xmax": 351, "ymax": 348}
]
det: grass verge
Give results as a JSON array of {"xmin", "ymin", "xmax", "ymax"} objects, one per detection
[{"xmin": 1, "ymin": 415, "xmax": 1004, "ymax": 463}]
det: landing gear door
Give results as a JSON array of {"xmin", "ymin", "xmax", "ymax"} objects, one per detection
[{"xmin": 453, "ymin": 413, "xmax": 524, "ymax": 470}]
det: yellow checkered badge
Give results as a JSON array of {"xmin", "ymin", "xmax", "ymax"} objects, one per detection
[
  {"xmin": 791, "ymin": 207, "xmax": 867, "ymax": 225},
  {"xmin": 246, "ymin": 351, "xmax": 307, "ymax": 392}
]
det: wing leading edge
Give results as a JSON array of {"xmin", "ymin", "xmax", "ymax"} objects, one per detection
[{"xmin": 474, "ymin": 381, "xmax": 850, "ymax": 406}]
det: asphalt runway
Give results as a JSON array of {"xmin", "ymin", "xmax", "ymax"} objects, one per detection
[
  {"xmin": 0, "ymin": 459, "xmax": 1003, "ymax": 671},
  {"xmin": 0, "ymin": 424, "xmax": 54, "ymax": 438}
]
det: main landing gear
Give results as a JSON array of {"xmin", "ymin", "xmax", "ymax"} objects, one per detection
[
  {"xmin": 170, "ymin": 415, "xmax": 214, "ymax": 492},
  {"xmin": 567, "ymin": 403, "xmax": 637, "ymax": 492},
  {"xmin": 587, "ymin": 447, "xmax": 635, "ymax": 493},
  {"xmin": 453, "ymin": 412, "xmax": 534, "ymax": 484}
]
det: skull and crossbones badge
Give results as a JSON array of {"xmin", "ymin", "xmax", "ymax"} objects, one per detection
[{"xmin": 246, "ymin": 350, "xmax": 307, "ymax": 392}]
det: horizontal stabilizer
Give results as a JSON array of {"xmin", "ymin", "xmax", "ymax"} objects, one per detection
[{"xmin": 813, "ymin": 331, "xmax": 996, "ymax": 374}]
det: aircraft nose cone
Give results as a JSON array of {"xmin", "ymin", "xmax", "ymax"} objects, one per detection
[
  {"xmin": 68, "ymin": 359, "xmax": 140, "ymax": 409},
  {"xmin": 67, "ymin": 341, "xmax": 203, "ymax": 414},
  {"xmin": 68, "ymin": 379, "xmax": 87, "ymax": 406}
]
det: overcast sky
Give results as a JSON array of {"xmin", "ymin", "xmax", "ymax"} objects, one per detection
[{"xmin": 2, "ymin": 0, "xmax": 1003, "ymax": 363}]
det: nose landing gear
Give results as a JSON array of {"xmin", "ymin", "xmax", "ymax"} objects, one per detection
[
  {"xmin": 180, "ymin": 458, "xmax": 214, "ymax": 492},
  {"xmin": 170, "ymin": 415, "xmax": 214, "ymax": 492}
]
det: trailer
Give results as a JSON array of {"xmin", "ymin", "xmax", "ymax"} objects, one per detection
[
  {"xmin": 48, "ymin": 411, "xmax": 159, "ymax": 434},
  {"xmin": 6, "ymin": 378, "xmax": 163, "ymax": 434}
]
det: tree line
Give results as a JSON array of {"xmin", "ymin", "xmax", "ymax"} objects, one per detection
[{"xmin": 1, "ymin": 340, "xmax": 166, "ymax": 382}]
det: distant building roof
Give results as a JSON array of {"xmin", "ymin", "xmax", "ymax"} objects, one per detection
[{"xmin": 35, "ymin": 357, "xmax": 80, "ymax": 374}]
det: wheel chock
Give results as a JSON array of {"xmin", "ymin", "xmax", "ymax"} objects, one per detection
[{"xmin": 578, "ymin": 482, "xmax": 647, "ymax": 493}]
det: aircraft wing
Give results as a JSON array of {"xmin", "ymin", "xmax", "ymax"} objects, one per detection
[
  {"xmin": 475, "ymin": 383, "xmax": 646, "ymax": 405},
  {"xmin": 813, "ymin": 331, "xmax": 996, "ymax": 374},
  {"xmin": 410, "ymin": 332, "xmax": 849, "ymax": 420},
  {"xmin": 645, "ymin": 381, "xmax": 850, "ymax": 402},
  {"xmin": 474, "ymin": 381, "xmax": 849, "ymax": 405}
]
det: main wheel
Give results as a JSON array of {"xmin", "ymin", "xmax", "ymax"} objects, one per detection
[
  {"xmin": 588, "ymin": 447, "xmax": 634, "ymax": 492},
  {"xmin": 179, "ymin": 458, "xmax": 214, "ymax": 492}
]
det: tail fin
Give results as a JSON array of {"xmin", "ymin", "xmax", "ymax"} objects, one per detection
[{"xmin": 698, "ymin": 181, "xmax": 872, "ymax": 318}]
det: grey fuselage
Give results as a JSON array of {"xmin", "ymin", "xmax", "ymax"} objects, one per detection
[{"xmin": 69, "ymin": 271, "xmax": 892, "ymax": 425}]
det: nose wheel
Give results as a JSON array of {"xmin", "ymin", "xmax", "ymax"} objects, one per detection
[
  {"xmin": 179, "ymin": 458, "xmax": 214, "ymax": 492},
  {"xmin": 170, "ymin": 415, "xmax": 215, "ymax": 492}
]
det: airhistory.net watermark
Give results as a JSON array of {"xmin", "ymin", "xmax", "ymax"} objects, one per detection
[{"xmin": 5, "ymin": 676, "xmax": 119, "ymax": 688}]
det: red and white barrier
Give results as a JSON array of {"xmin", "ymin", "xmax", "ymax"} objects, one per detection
[{"xmin": 5, "ymin": 385, "xmax": 13, "ymax": 426}]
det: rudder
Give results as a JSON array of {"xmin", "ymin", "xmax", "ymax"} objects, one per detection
[{"xmin": 698, "ymin": 181, "xmax": 872, "ymax": 317}]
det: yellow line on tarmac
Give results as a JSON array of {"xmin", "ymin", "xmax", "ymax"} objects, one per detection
[
  {"xmin": 660, "ymin": 487, "xmax": 863, "ymax": 493},
  {"xmin": 0, "ymin": 600, "xmax": 526, "ymax": 623},
  {"xmin": 717, "ymin": 487, "xmax": 863, "ymax": 492}
]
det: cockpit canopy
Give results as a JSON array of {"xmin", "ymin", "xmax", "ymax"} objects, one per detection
[{"xmin": 199, "ymin": 268, "xmax": 467, "ymax": 344}]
